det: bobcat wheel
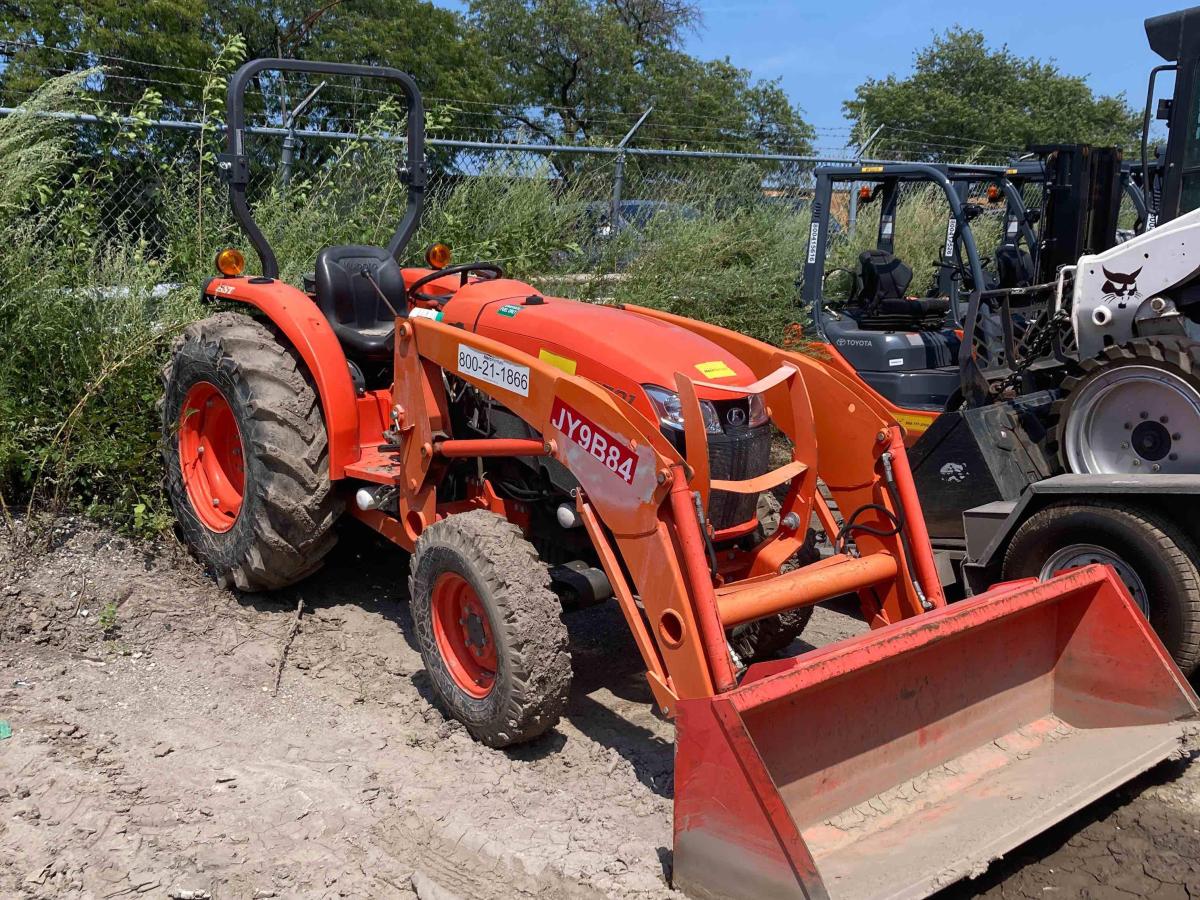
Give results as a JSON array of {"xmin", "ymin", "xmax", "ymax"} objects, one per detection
[
  {"xmin": 1055, "ymin": 338, "xmax": 1200, "ymax": 474},
  {"xmin": 1002, "ymin": 500, "xmax": 1200, "ymax": 675},
  {"xmin": 161, "ymin": 312, "xmax": 341, "ymax": 591},
  {"xmin": 409, "ymin": 510, "xmax": 571, "ymax": 747}
]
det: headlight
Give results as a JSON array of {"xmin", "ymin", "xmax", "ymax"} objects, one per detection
[
  {"xmin": 644, "ymin": 385, "xmax": 722, "ymax": 434},
  {"xmin": 748, "ymin": 392, "xmax": 769, "ymax": 427}
]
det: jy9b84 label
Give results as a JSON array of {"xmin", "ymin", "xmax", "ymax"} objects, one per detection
[{"xmin": 550, "ymin": 398, "xmax": 638, "ymax": 484}]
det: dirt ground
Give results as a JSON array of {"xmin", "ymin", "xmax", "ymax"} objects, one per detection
[{"xmin": 0, "ymin": 519, "xmax": 1198, "ymax": 900}]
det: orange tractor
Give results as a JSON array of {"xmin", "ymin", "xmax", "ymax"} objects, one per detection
[{"xmin": 165, "ymin": 60, "xmax": 1199, "ymax": 900}]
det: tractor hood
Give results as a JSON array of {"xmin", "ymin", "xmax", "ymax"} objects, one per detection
[{"xmin": 437, "ymin": 278, "xmax": 759, "ymax": 420}]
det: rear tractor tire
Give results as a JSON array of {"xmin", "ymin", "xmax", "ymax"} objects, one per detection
[
  {"xmin": 1055, "ymin": 337, "xmax": 1200, "ymax": 474},
  {"xmin": 1001, "ymin": 500, "xmax": 1200, "ymax": 676},
  {"xmin": 161, "ymin": 312, "xmax": 342, "ymax": 591},
  {"xmin": 409, "ymin": 510, "xmax": 572, "ymax": 748}
]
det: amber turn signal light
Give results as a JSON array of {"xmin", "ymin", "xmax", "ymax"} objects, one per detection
[
  {"xmin": 425, "ymin": 242, "xmax": 452, "ymax": 269},
  {"xmin": 215, "ymin": 248, "xmax": 245, "ymax": 277}
]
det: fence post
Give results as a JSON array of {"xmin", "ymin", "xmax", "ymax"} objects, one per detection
[
  {"xmin": 611, "ymin": 107, "xmax": 653, "ymax": 231},
  {"xmin": 281, "ymin": 80, "xmax": 327, "ymax": 189}
]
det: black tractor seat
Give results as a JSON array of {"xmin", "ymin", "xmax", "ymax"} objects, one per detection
[{"xmin": 313, "ymin": 245, "xmax": 408, "ymax": 358}]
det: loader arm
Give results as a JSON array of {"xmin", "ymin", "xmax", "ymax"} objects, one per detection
[{"xmin": 360, "ymin": 312, "xmax": 956, "ymax": 715}]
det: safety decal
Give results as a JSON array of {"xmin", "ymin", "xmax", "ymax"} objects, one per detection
[
  {"xmin": 497, "ymin": 304, "xmax": 521, "ymax": 318},
  {"xmin": 550, "ymin": 398, "xmax": 638, "ymax": 484},
  {"xmin": 457, "ymin": 344, "xmax": 530, "ymax": 396},
  {"xmin": 409, "ymin": 307, "xmax": 444, "ymax": 321},
  {"xmin": 695, "ymin": 360, "xmax": 736, "ymax": 379},
  {"xmin": 539, "ymin": 348, "xmax": 578, "ymax": 375},
  {"xmin": 894, "ymin": 412, "xmax": 934, "ymax": 434}
]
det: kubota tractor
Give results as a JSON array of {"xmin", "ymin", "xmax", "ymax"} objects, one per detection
[{"xmin": 164, "ymin": 59, "xmax": 1199, "ymax": 900}]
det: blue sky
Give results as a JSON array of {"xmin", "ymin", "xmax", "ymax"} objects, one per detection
[{"xmin": 433, "ymin": 0, "xmax": 1177, "ymax": 150}]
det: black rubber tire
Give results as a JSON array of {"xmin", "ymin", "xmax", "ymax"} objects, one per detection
[
  {"xmin": 161, "ymin": 312, "xmax": 341, "ymax": 591},
  {"xmin": 1053, "ymin": 337, "xmax": 1200, "ymax": 473},
  {"xmin": 409, "ymin": 510, "xmax": 572, "ymax": 748},
  {"xmin": 1001, "ymin": 500, "xmax": 1200, "ymax": 676},
  {"xmin": 728, "ymin": 493, "xmax": 818, "ymax": 662},
  {"xmin": 729, "ymin": 607, "xmax": 813, "ymax": 663}
]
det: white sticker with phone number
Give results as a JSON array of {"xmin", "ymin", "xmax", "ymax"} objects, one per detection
[{"xmin": 457, "ymin": 344, "xmax": 530, "ymax": 397}]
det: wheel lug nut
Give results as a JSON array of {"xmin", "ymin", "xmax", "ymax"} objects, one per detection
[
  {"xmin": 1140, "ymin": 411, "xmax": 1149, "ymax": 419},
  {"xmin": 1120, "ymin": 442, "xmax": 1129, "ymax": 449},
  {"xmin": 1133, "ymin": 459, "xmax": 1141, "ymax": 466},
  {"xmin": 1174, "ymin": 433, "xmax": 1182, "ymax": 440},
  {"xmin": 197, "ymin": 446, "xmax": 205, "ymax": 455},
  {"xmin": 1152, "ymin": 464, "xmax": 1161, "ymax": 471},
  {"xmin": 1170, "ymin": 453, "xmax": 1179, "ymax": 461},
  {"xmin": 1160, "ymin": 416, "xmax": 1170, "ymax": 423},
  {"xmin": 211, "ymin": 497, "xmax": 220, "ymax": 506},
  {"xmin": 1123, "ymin": 423, "xmax": 1131, "ymax": 430}
]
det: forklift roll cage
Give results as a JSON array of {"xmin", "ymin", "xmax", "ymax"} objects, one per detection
[{"xmin": 801, "ymin": 163, "xmax": 988, "ymax": 335}]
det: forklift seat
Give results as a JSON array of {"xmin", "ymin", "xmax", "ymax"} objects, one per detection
[
  {"xmin": 855, "ymin": 249, "xmax": 914, "ymax": 306},
  {"xmin": 994, "ymin": 245, "xmax": 1036, "ymax": 289},
  {"xmin": 313, "ymin": 245, "xmax": 407, "ymax": 359},
  {"xmin": 851, "ymin": 250, "xmax": 951, "ymax": 330}
]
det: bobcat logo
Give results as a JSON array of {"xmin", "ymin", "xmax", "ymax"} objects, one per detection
[
  {"xmin": 1101, "ymin": 267, "xmax": 1142, "ymax": 302},
  {"xmin": 939, "ymin": 462, "xmax": 967, "ymax": 484}
]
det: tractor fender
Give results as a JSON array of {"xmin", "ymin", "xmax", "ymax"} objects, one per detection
[{"xmin": 203, "ymin": 276, "xmax": 359, "ymax": 478}]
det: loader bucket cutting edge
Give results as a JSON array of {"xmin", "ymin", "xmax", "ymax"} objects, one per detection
[{"xmin": 673, "ymin": 565, "xmax": 1199, "ymax": 900}]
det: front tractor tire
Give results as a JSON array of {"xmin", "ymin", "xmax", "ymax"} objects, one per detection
[
  {"xmin": 161, "ymin": 312, "xmax": 341, "ymax": 592},
  {"xmin": 409, "ymin": 510, "xmax": 572, "ymax": 748},
  {"xmin": 1001, "ymin": 501, "xmax": 1200, "ymax": 676}
]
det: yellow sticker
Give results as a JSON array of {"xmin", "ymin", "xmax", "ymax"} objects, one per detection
[
  {"xmin": 894, "ymin": 412, "xmax": 935, "ymax": 433},
  {"xmin": 860, "ymin": 165, "xmax": 885, "ymax": 174},
  {"xmin": 539, "ymin": 348, "xmax": 577, "ymax": 375},
  {"xmin": 695, "ymin": 360, "xmax": 737, "ymax": 379}
]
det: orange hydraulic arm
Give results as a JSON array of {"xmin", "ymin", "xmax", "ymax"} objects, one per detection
[{"xmin": 347, "ymin": 310, "xmax": 947, "ymax": 715}]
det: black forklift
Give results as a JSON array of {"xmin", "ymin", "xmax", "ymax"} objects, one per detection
[
  {"xmin": 804, "ymin": 162, "xmax": 995, "ymax": 413},
  {"xmin": 803, "ymin": 159, "xmax": 1056, "ymax": 415}
]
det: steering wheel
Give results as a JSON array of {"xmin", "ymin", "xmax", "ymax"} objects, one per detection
[{"xmin": 407, "ymin": 262, "xmax": 505, "ymax": 304}]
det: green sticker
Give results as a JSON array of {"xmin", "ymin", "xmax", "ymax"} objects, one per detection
[{"xmin": 497, "ymin": 304, "xmax": 521, "ymax": 318}]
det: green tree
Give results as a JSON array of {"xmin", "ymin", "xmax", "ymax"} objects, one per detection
[
  {"xmin": 1, "ymin": 1, "xmax": 498, "ymax": 118},
  {"xmin": 467, "ymin": 0, "xmax": 813, "ymax": 178},
  {"xmin": 843, "ymin": 29, "xmax": 1142, "ymax": 162}
]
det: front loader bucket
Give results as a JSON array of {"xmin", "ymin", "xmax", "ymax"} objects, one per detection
[{"xmin": 673, "ymin": 566, "xmax": 1199, "ymax": 900}]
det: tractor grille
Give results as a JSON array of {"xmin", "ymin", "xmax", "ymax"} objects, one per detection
[{"xmin": 707, "ymin": 424, "xmax": 771, "ymax": 531}]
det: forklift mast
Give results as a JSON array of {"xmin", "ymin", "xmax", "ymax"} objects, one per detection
[
  {"xmin": 1145, "ymin": 6, "xmax": 1200, "ymax": 226},
  {"xmin": 1029, "ymin": 145, "xmax": 1123, "ymax": 283}
]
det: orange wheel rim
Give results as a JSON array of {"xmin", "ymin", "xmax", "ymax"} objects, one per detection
[
  {"xmin": 430, "ymin": 572, "xmax": 497, "ymax": 698},
  {"xmin": 178, "ymin": 382, "xmax": 245, "ymax": 533}
]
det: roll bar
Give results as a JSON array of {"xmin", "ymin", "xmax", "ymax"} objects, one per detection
[{"xmin": 218, "ymin": 59, "xmax": 427, "ymax": 279}]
